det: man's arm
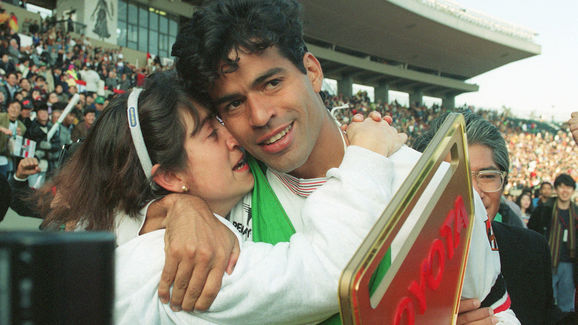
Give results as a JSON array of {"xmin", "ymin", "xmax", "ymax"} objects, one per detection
[
  {"xmin": 140, "ymin": 194, "xmax": 240, "ymax": 312},
  {"xmin": 116, "ymin": 145, "xmax": 400, "ymax": 324},
  {"xmin": 9, "ymin": 157, "xmax": 41, "ymax": 218},
  {"xmin": 147, "ymin": 116, "xmax": 405, "ymax": 312}
]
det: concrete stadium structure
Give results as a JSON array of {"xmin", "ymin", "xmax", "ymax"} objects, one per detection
[{"xmin": 14, "ymin": 0, "xmax": 541, "ymax": 108}]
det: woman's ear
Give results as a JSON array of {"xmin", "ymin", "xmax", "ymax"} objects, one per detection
[{"xmin": 152, "ymin": 164, "xmax": 185, "ymax": 193}]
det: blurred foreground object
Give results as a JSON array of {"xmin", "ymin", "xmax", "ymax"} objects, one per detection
[{"xmin": 0, "ymin": 231, "xmax": 115, "ymax": 324}]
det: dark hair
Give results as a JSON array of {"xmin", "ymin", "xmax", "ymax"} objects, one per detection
[
  {"xmin": 516, "ymin": 191, "xmax": 534, "ymax": 214},
  {"xmin": 39, "ymin": 71, "xmax": 201, "ymax": 231},
  {"xmin": 83, "ymin": 107, "xmax": 96, "ymax": 116},
  {"xmin": 7, "ymin": 99, "xmax": 20, "ymax": 107},
  {"xmin": 172, "ymin": 0, "xmax": 307, "ymax": 105},
  {"xmin": 35, "ymin": 104, "xmax": 48, "ymax": 112},
  {"xmin": 540, "ymin": 182, "xmax": 552, "ymax": 190},
  {"xmin": 554, "ymin": 174, "xmax": 576, "ymax": 189}
]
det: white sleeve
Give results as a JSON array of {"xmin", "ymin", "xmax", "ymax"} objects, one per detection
[
  {"xmin": 461, "ymin": 191, "xmax": 501, "ymax": 299},
  {"xmin": 115, "ymin": 146, "xmax": 397, "ymax": 325}
]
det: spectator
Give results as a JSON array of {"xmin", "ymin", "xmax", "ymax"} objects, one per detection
[
  {"xmin": 516, "ymin": 191, "xmax": 534, "ymax": 226},
  {"xmin": 46, "ymin": 91, "xmax": 59, "ymax": 111},
  {"xmin": 71, "ymin": 108, "xmax": 94, "ymax": 142},
  {"xmin": 18, "ymin": 99, "xmax": 32, "ymax": 128},
  {"xmin": 534, "ymin": 182, "xmax": 554, "ymax": 208},
  {"xmin": 105, "ymin": 70, "xmax": 118, "ymax": 90},
  {"xmin": 529, "ymin": 174, "xmax": 577, "ymax": 313},
  {"xmin": 24, "ymin": 105, "xmax": 58, "ymax": 187},
  {"xmin": 7, "ymin": 38, "xmax": 19, "ymax": 61},
  {"xmin": 94, "ymin": 95, "xmax": 105, "ymax": 118},
  {"xmin": 2, "ymin": 71, "xmax": 19, "ymax": 103},
  {"xmin": 0, "ymin": 100, "xmax": 25, "ymax": 178},
  {"xmin": 0, "ymin": 53, "xmax": 15, "ymax": 74},
  {"xmin": 80, "ymin": 64, "xmax": 100, "ymax": 93},
  {"xmin": 118, "ymin": 73, "xmax": 131, "ymax": 91},
  {"xmin": 413, "ymin": 111, "xmax": 569, "ymax": 324},
  {"xmin": 19, "ymin": 77, "xmax": 31, "ymax": 92},
  {"xmin": 54, "ymin": 83, "xmax": 68, "ymax": 102},
  {"xmin": 51, "ymin": 106, "xmax": 71, "ymax": 147}
]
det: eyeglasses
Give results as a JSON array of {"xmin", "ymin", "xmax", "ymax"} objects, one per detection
[{"xmin": 471, "ymin": 170, "xmax": 507, "ymax": 193}]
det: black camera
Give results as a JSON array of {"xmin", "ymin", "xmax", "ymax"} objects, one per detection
[{"xmin": 0, "ymin": 231, "xmax": 115, "ymax": 324}]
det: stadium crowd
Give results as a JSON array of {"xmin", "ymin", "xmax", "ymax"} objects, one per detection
[
  {"xmin": 1, "ymin": 7, "xmax": 574, "ymax": 198},
  {"xmin": 324, "ymin": 90, "xmax": 578, "ymax": 203},
  {"xmin": 0, "ymin": 10, "xmax": 170, "ymax": 186}
]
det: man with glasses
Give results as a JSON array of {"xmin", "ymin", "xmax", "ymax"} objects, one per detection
[{"xmin": 414, "ymin": 111, "xmax": 568, "ymax": 325}]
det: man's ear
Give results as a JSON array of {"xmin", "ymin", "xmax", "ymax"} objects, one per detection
[
  {"xmin": 151, "ymin": 164, "xmax": 185, "ymax": 193},
  {"xmin": 303, "ymin": 52, "xmax": 324, "ymax": 93}
]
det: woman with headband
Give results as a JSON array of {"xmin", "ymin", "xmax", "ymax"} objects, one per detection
[{"xmin": 38, "ymin": 71, "xmax": 404, "ymax": 324}]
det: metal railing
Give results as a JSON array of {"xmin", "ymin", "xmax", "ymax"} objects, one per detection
[{"xmin": 418, "ymin": 0, "xmax": 537, "ymax": 41}]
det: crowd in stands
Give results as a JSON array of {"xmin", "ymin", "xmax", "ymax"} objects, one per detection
[
  {"xmin": 0, "ymin": 5, "xmax": 575, "ymax": 204},
  {"xmin": 324, "ymin": 90, "xmax": 578, "ymax": 206},
  {"xmin": 0, "ymin": 8, "xmax": 168, "ymax": 187}
]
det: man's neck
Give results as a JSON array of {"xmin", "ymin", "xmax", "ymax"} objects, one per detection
[
  {"xmin": 557, "ymin": 199, "xmax": 570, "ymax": 210},
  {"xmin": 289, "ymin": 112, "xmax": 346, "ymax": 179}
]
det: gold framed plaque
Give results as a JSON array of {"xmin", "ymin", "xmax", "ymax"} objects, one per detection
[{"xmin": 339, "ymin": 113, "xmax": 475, "ymax": 324}]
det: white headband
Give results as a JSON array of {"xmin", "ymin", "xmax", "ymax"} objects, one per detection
[{"xmin": 126, "ymin": 88, "xmax": 153, "ymax": 179}]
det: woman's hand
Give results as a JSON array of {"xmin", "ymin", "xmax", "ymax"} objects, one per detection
[{"xmin": 345, "ymin": 112, "xmax": 407, "ymax": 157}]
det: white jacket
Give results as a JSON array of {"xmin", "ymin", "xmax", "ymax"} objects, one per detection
[{"xmin": 115, "ymin": 146, "xmax": 395, "ymax": 324}]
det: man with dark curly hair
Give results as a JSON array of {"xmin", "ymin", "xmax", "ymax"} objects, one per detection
[{"xmin": 135, "ymin": 1, "xmax": 517, "ymax": 324}]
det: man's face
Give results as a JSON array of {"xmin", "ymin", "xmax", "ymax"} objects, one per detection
[
  {"xmin": 540, "ymin": 184, "xmax": 552, "ymax": 199},
  {"xmin": 7, "ymin": 74, "xmax": 16, "ymax": 86},
  {"xmin": 211, "ymin": 47, "xmax": 325, "ymax": 173},
  {"xmin": 555, "ymin": 183, "xmax": 575, "ymax": 204},
  {"xmin": 52, "ymin": 111, "xmax": 61, "ymax": 124},
  {"xmin": 85, "ymin": 112, "xmax": 95, "ymax": 126},
  {"xmin": 37, "ymin": 110, "xmax": 49, "ymax": 125},
  {"xmin": 469, "ymin": 143, "xmax": 503, "ymax": 221},
  {"xmin": 20, "ymin": 108, "xmax": 31, "ymax": 118},
  {"xmin": 20, "ymin": 79, "xmax": 30, "ymax": 90},
  {"xmin": 7, "ymin": 102, "xmax": 21, "ymax": 121},
  {"xmin": 64, "ymin": 113, "xmax": 74, "ymax": 126},
  {"xmin": 48, "ymin": 93, "xmax": 59, "ymax": 103}
]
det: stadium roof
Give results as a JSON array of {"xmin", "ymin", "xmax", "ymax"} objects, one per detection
[{"xmin": 301, "ymin": 0, "xmax": 541, "ymax": 97}]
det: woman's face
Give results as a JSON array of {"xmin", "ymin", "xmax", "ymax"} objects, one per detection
[
  {"xmin": 178, "ymin": 107, "xmax": 254, "ymax": 215},
  {"xmin": 520, "ymin": 194, "xmax": 531, "ymax": 210}
]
